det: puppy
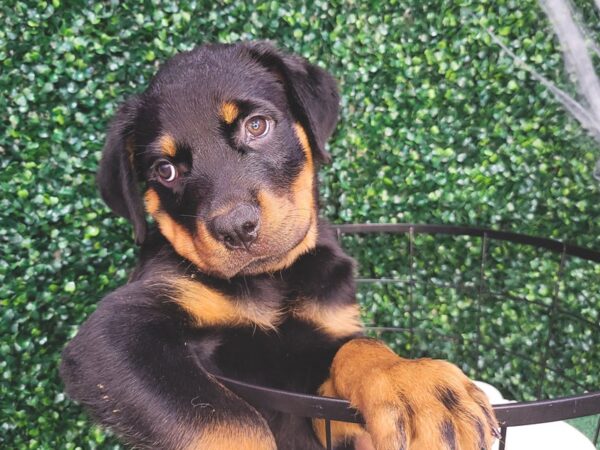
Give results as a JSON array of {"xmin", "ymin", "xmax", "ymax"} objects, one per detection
[{"xmin": 60, "ymin": 42, "xmax": 498, "ymax": 450}]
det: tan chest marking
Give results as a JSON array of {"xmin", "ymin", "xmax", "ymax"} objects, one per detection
[
  {"xmin": 169, "ymin": 278, "xmax": 282, "ymax": 331},
  {"xmin": 292, "ymin": 300, "xmax": 364, "ymax": 339}
]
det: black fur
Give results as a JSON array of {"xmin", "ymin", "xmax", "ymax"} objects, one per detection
[
  {"xmin": 440, "ymin": 420, "xmax": 457, "ymax": 450},
  {"xmin": 97, "ymin": 95, "xmax": 147, "ymax": 244},
  {"xmin": 61, "ymin": 42, "xmax": 360, "ymax": 450},
  {"xmin": 437, "ymin": 386, "xmax": 460, "ymax": 412}
]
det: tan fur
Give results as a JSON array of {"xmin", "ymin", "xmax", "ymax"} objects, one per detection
[
  {"xmin": 220, "ymin": 102, "xmax": 239, "ymax": 124},
  {"xmin": 248, "ymin": 123, "xmax": 317, "ymax": 273},
  {"xmin": 293, "ymin": 123, "xmax": 311, "ymax": 156},
  {"xmin": 144, "ymin": 188, "xmax": 160, "ymax": 215},
  {"xmin": 144, "ymin": 188, "xmax": 232, "ymax": 276},
  {"xmin": 187, "ymin": 422, "xmax": 276, "ymax": 450},
  {"xmin": 154, "ymin": 213, "xmax": 207, "ymax": 269},
  {"xmin": 159, "ymin": 134, "xmax": 177, "ymax": 157},
  {"xmin": 169, "ymin": 278, "xmax": 282, "ymax": 330},
  {"xmin": 145, "ymin": 188, "xmax": 207, "ymax": 269},
  {"xmin": 321, "ymin": 339, "xmax": 498, "ymax": 450},
  {"xmin": 265, "ymin": 218, "xmax": 317, "ymax": 271},
  {"xmin": 292, "ymin": 301, "xmax": 363, "ymax": 338},
  {"xmin": 194, "ymin": 221, "xmax": 234, "ymax": 274}
]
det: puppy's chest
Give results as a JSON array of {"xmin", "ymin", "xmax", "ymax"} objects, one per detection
[
  {"xmin": 172, "ymin": 277, "xmax": 362, "ymax": 342},
  {"xmin": 208, "ymin": 318, "xmax": 339, "ymax": 390},
  {"xmin": 172, "ymin": 275, "xmax": 350, "ymax": 387}
]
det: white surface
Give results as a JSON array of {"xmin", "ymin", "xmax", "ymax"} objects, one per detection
[{"xmin": 474, "ymin": 381, "xmax": 596, "ymax": 450}]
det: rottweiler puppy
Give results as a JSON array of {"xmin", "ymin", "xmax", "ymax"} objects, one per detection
[{"xmin": 60, "ymin": 42, "xmax": 498, "ymax": 450}]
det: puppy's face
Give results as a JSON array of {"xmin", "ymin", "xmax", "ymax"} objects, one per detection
[
  {"xmin": 139, "ymin": 51, "xmax": 317, "ymax": 278},
  {"xmin": 98, "ymin": 43, "xmax": 340, "ymax": 278}
]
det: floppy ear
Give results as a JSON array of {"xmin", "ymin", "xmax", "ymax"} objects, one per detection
[
  {"xmin": 244, "ymin": 41, "xmax": 340, "ymax": 164},
  {"xmin": 97, "ymin": 95, "xmax": 147, "ymax": 245}
]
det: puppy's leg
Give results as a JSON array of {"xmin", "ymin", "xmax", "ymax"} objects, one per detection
[
  {"xmin": 60, "ymin": 283, "xmax": 275, "ymax": 450},
  {"xmin": 314, "ymin": 338, "xmax": 498, "ymax": 450}
]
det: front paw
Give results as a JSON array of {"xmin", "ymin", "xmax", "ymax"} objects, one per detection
[{"xmin": 331, "ymin": 340, "xmax": 499, "ymax": 450}]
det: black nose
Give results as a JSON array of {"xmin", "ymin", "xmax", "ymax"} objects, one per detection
[{"xmin": 209, "ymin": 204, "xmax": 260, "ymax": 250}]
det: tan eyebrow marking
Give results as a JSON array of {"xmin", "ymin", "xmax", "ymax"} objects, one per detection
[
  {"xmin": 159, "ymin": 134, "xmax": 177, "ymax": 157},
  {"xmin": 221, "ymin": 102, "xmax": 240, "ymax": 125}
]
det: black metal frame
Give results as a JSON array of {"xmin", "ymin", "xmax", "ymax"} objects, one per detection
[{"xmin": 217, "ymin": 224, "xmax": 600, "ymax": 449}]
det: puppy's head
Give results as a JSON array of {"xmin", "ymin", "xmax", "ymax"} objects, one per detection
[{"xmin": 97, "ymin": 42, "xmax": 339, "ymax": 278}]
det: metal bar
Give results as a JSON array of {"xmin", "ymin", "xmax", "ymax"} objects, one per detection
[
  {"xmin": 356, "ymin": 277, "xmax": 476, "ymax": 291},
  {"xmin": 355, "ymin": 277, "xmax": 415, "ymax": 284},
  {"xmin": 593, "ymin": 415, "xmax": 600, "ymax": 445},
  {"xmin": 365, "ymin": 326, "xmax": 412, "ymax": 333},
  {"xmin": 499, "ymin": 425, "xmax": 508, "ymax": 450},
  {"xmin": 536, "ymin": 245, "xmax": 567, "ymax": 399},
  {"xmin": 408, "ymin": 226, "xmax": 415, "ymax": 358},
  {"xmin": 213, "ymin": 374, "xmax": 364, "ymax": 422},
  {"xmin": 493, "ymin": 391, "xmax": 600, "ymax": 425},
  {"xmin": 325, "ymin": 419, "xmax": 332, "ymax": 450},
  {"xmin": 214, "ymin": 373, "xmax": 600, "ymax": 426},
  {"xmin": 476, "ymin": 233, "xmax": 488, "ymax": 369},
  {"xmin": 331, "ymin": 223, "xmax": 600, "ymax": 263}
]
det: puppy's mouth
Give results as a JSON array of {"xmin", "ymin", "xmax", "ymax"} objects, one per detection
[
  {"xmin": 234, "ymin": 220, "xmax": 314, "ymax": 276},
  {"xmin": 193, "ymin": 213, "xmax": 317, "ymax": 279}
]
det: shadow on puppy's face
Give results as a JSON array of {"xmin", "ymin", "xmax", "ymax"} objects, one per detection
[{"xmin": 97, "ymin": 42, "xmax": 340, "ymax": 278}]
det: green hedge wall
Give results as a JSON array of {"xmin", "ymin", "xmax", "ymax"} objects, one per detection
[{"xmin": 2, "ymin": 0, "xmax": 599, "ymax": 448}]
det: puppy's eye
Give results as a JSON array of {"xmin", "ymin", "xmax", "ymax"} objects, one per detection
[
  {"xmin": 245, "ymin": 116, "xmax": 269, "ymax": 138},
  {"xmin": 156, "ymin": 160, "xmax": 177, "ymax": 183}
]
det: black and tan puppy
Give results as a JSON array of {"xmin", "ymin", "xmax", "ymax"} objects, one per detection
[{"xmin": 60, "ymin": 42, "xmax": 498, "ymax": 450}]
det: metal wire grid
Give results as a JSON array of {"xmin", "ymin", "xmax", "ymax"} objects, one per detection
[{"xmin": 215, "ymin": 224, "xmax": 600, "ymax": 450}]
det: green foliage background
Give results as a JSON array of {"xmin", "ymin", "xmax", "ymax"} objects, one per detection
[{"xmin": 1, "ymin": 0, "xmax": 599, "ymax": 448}]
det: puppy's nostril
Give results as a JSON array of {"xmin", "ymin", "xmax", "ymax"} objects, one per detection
[{"xmin": 242, "ymin": 221, "xmax": 256, "ymax": 233}]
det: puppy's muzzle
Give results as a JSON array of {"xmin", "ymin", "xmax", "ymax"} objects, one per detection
[{"xmin": 208, "ymin": 204, "xmax": 260, "ymax": 250}]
